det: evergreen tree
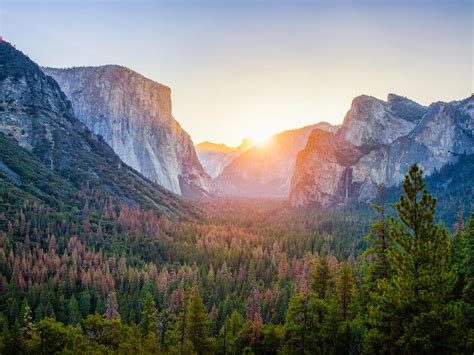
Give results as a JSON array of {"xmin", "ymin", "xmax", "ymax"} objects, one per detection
[
  {"xmin": 284, "ymin": 288, "xmax": 318, "ymax": 354},
  {"xmin": 462, "ymin": 214, "xmax": 474, "ymax": 328},
  {"xmin": 337, "ymin": 262, "xmax": 355, "ymax": 321},
  {"xmin": 311, "ymin": 255, "xmax": 332, "ymax": 299},
  {"xmin": 366, "ymin": 164, "xmax": 468, "ymax": 353},
  {"xmin": 365, "ymin": 184, "xmax": 391, "ymax": 283},
  {"xmin": 140, "ymin": 292, "xmax": 158, "ymax": 335},
  {"xmin": 218, "ymin": 310, "xmax": 244, "ymax": 355},
  {"xmin": 68, "ymin": 295, "xmax": 81, "ymax": 325},
  {"xmin": 79, "ymin": 291, "xmax": 92, "ymax": 317},
  {"xmin": 186, "ymin": 286, "xmax": 211, "ymax": 354}
]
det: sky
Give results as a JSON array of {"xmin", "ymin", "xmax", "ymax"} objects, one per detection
[{"xmin": 1, "ymin": 0, "xmax": 472, "ymax": 146}]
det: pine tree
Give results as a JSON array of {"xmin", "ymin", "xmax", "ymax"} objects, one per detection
[
  {"xmin": 185, "ymin": 287, "xmax": 210, "ymax": 354},
  {"xmin": 337, "ymin": 262, "xmax": 355, "ymax": 321},
  {"xmin": 311, "ymin": 255, "xmax": 332, "ymax": 300},
  {"xmin": 218, "ymin": 310, "xmax": 244, "ymax": 355},
  {"xmin": 462, "ymin": 213, "xmax": 474, "ymax": 328},
  {"xmin": 284, "ymin": 288, "xmax": 317, "ymax": 354},
  {"xmin": 68, "ymin": 295, "xmax": 81, "ymax": 325},
  {"xmin": 365, "ymin": 184, "xmax": 391, "ymax": 283},
  {"xmin": 79, "ymin": 291, "xmax": 91, "ymax": 317},
  {"xmin": 366, "ymin": 164, "xmax": 468, "ymax": 353},
  {"xmin": 140, "ymin": 292, "xmax": 158, "ymax": 335}
]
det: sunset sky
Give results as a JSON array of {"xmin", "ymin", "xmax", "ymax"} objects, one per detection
[{"xmin": 1, "ymin": 0, "xmax": 472, "ymax": 146}]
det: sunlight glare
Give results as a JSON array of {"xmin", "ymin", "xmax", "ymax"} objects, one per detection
[{"xmin": 248, "ymin": 132, "xmax": 272, "ymax": 147}]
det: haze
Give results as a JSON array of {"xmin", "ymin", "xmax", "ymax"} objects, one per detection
[{"xmin": 1, "ymin": 0, "xmax": 472, "ymax": 146}]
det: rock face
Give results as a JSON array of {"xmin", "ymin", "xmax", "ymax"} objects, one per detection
[
  {"xmin": 43, "ymin": 66, "xmax": 211, "ymax": 198},
  {"xmin": 215, "ymin": 122, "xmax": 337, "ymax": 198},
  {"xmin": 290, "ymin": 94, "xmax": 474, "ymax": 207},
  {"xmin": 0, "ymin": 41, "xmax": 191, "ymax": 217},
  {"xmin": 196, "ymin": 139, "xmax": 253, "ymax": 178}
]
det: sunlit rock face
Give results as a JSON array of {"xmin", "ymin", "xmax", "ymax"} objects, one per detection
[
  {"xmin": 196, "ymin": 139, "xmax": 253, "ymax": 178},
  {"xmin": 44, "ymin": 66, "xmax": 212, "ymax": 198},
  {"xmin": 215, "ymin": 122, "xmax": 337, "ymax": 198},
  {"xmin": 290, "ymin": 129, "xmax": 362, "ymax": 207},
  {"xmin": 0, "ymin": 41, "xmax": 191, "ymax": 217},
  {"xmin": 290, "ymin": 94, "xmax": 474, "ymax": 207}
]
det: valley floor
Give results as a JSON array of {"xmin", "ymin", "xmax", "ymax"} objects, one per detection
[{"xmin": 0, "ymin": 178, "xmax": 471, "ymax": 354}]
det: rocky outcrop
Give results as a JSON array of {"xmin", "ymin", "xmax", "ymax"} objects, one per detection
[
  {"xmin": 215, "ymin": 122, "xmax": 337, "ymax": 198},
  {"xmin": 196, "ymin": 139, "xmax": 253, "ymax": 178},
  {"xmin": 338, "ymin": 94, "xmax": 427, "ymax": 148},
  {"xmin": 43, "ymin": 66, "xmax": 211, "ymax": 198},
  {"xmin": 290, "ymin": 94, "xmax": 474, "ymax": 207},
  {"xmin": 0, "ymin": 41, "xmax": 191, "ymax": 217}
]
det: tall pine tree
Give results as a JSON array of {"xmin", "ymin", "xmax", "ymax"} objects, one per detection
[
  {"xmin": 366, "ymin": 164, "xmax": 468, "ymax": 353},
  {"xmin": 186, "ymin": 287, "xmax": 211, "ymax": 354}
]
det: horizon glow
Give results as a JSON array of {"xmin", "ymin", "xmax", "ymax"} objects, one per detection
[{"xmin": 1, "ymin": 0, "xmax": 472, "ymax": 146}]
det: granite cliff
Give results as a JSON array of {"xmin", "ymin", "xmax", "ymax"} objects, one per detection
[
  {"xmin": 43, "ymin": 66, "xmax": 211, "ymax": 199},
  {"xmin": 0, "ymin": 41, "xmax": 192, "ymax": 217},
  {"xmin": 290, "ymin": 94, "xmax": 474, "ymax": 207}
]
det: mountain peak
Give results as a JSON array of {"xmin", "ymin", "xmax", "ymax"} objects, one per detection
[
  {"xmin": 340, "ymin": 93, "xmax": 427, "ymax": 147},
  {"xmin": 387, "ymin": 93, "xmax": 427, "ymax": 123}
]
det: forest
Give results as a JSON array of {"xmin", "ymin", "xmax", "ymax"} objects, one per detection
[{"xmin": 0, "ymin": 163, "xmax": 472, "ymax": 354}]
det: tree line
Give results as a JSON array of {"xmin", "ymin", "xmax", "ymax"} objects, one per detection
[{"xmin": 0, "ymin": 164, "xmax": 472, "ymax": 353}]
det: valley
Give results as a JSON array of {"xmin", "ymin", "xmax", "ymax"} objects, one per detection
[{"xmin": 0, "ymin": 37, "xmax": 472, "ymax": 354}]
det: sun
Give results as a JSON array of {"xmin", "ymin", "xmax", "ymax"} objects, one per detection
[
  {"xmin": 247, "ymin": 128, "xmax": 273, "ymax": 147},
  {"xmin": 251, "ymin": 133, "xmax": 271, "ymax": 146}
]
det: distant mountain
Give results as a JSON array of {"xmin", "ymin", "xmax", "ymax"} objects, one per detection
[
  {"xmin": 196, "ymin": 138, "xmax": 253, "ymax": 178},
  {"xmin": 0, "ymin": 41, "xmax": 192, "ymax": 217},
  {"xmin": 215, "ymin": 122, "xmax": 337, "ymax": 198},
  {"xmin": 43, "ymin": 66, "xmax": 211, "ymax": 199},
  {"xmin": 290, "ymin": 94, "xmax": 474, "ymax": 207}
]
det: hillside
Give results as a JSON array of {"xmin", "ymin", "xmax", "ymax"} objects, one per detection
[{"xmin": 0, "ymin": 40, "xmax": 193, "ymax": 218}]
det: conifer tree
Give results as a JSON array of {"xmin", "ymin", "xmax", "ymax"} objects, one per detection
[
  {"xmin": 311, "ymin": 255, "xmax": 332, "ymax": 299},
  {"xmin": 284, "ymin": 288, "xmax": 317, "ymax": 354},
  {"xmin": 140, "ymin": 292, "xmax": 158, "ymax": 335},
  {"xmin": 366, "ymin": 164, "xmax": 468, "ymax": 353},
  {"xmin": 337, "ymin": 262, "xmax": 355, "ymax": 321},
  {"xmin": 67, "ymin": 295, "xmax": 81, "ymax": 325},
  {"xmin": 186, "ymin": 286, "xmax": 210, "ymax": 354},
  {"xmin": 218, "ymin": 310, "xmax": 244, "ymax": 354},
  {"xmin": 365, "ymin": 184, "xmax": 391, "ymax": 283},
  {"xmin": 79, "ymin": 291, "xmax": 91, "ymax": 317},
  {"xmin": 462, "ymin": 213, "xmax": 474, "ymax": 328}
]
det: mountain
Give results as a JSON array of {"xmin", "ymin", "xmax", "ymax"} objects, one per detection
[
  {"xmin": 290, "ymin": 94, "xmax": 474, "ymax": 207},
  {"xmin": 43, "ymin": 66, "xmax": 211, "ymax": 199},
  {"xmin": 196, "ymin": 138, "xmax": 253, "ymax": 178},
  {"xmin": 214, "ymin": 122, "xmax": 337, "ymax": 198},
  {"xmin": 0, "ymin": 40, "xmax": 193, "ymax": 217}
]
